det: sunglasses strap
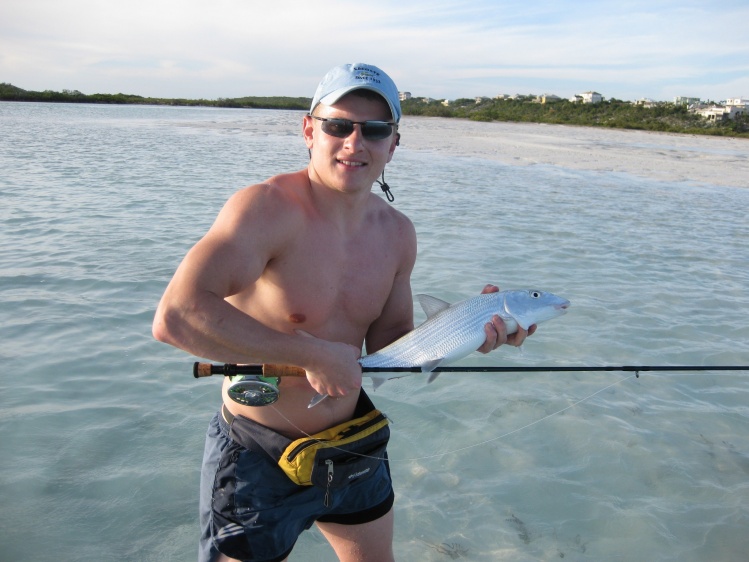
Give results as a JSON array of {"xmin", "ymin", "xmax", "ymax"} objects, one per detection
[{"xmin": 376, "ymin": 171, "xmax": 394, "ymax": 202}]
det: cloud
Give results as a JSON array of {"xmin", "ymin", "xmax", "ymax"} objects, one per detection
[{"xmin": 1, "ymin": 0, "xmax": 747, "ymax": 101}]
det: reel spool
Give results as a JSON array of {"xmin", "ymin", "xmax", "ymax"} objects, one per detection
[{"xmin": 227, "ymin": 375, "xmax": 280, "ymax": 406}]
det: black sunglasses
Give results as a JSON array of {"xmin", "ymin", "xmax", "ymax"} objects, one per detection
[{"xmin": 309, "ymin": 115, "xmax": 396, "ymax": 141}]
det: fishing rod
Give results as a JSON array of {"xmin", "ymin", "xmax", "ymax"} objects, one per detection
[
  {"xmin": 194, "ymin": 362, "xmax": 749, "ymax": 406},
  {"xmin": 194, "ymin": 362, "xmax": 749, "ymax": 380}
]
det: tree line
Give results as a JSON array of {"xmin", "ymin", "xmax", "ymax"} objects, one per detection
[
  {"xmin": 0, "ymin": 83, "xmax": 310, "ymax": 110},
  {"xmin": 401, "ymin": 96, "xmax": 749, "ymax": 137},
  {"xmin": 2, "ymin": 83, "xmax": 747, "ymax": 137}
]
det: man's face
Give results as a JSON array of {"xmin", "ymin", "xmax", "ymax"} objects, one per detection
[{"xmin": 303, "ymin": 93, "xmax": 398, "ymax": 196}]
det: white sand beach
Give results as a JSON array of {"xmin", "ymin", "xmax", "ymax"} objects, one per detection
[{"xmin": 402, "ymin": 117, "xmax": 749, "ymax": 188}]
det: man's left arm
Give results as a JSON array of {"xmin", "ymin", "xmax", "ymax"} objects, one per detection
[{"xmin": 364, "ymin": 214, "xmax": 417, "ymax": 354}]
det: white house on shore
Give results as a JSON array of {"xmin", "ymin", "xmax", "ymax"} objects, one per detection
[
  {"xmin": 692, "ymin": 103, "xmax": 746, "ymax": 121},
  {"xmin": 726, "ymin": 98, "xmax": 748, "ymax": 115},
  {"xmin": 674, "ymin": 96, "xmax": 700, "ymax": 105},
  {"xmin": 693, "ymin": 106, "xmax": 730, "ymax": 121},
  {"xmin": 571, "ymin": 91, "xmax": 603, "ymax": 104}
]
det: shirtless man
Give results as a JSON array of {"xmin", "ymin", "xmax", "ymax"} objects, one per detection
[{"xmin": 153, "ymin": 63, "xmax": 532, "ymax": 562}]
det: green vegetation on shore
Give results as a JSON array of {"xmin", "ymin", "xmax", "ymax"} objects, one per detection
[
  {"xmin": 0, "ymin": 83, "xmax": 310, "ymax": 110},
  {"xmin": 2, "ymin": 83, "xmax": 747, "ymax": 138},
  {"xmin": 402, "ymin": 96, "xmax": 749, "ymax": 138}
]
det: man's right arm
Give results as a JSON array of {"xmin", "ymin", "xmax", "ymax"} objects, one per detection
[
  {"xmin": 152, "ymin": 183, "xmax": 363, "ymax": 397},
  {"xmin": 153, "ymin": 185, "xmax": 293, "ymax": 361}
]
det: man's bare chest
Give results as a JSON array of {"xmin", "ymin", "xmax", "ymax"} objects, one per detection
[{"xmin": 248, "ymin": 234, "xmax": 399, "ymax": 338}]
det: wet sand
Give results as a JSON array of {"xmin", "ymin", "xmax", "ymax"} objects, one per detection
[{"xmin": 401, "ymin": 117, "xmax": 749, "ymax": 188}]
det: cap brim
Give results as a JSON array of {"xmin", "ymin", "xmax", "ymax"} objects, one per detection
[{"xmin": 319, "ymin": 86, "xmax": 399, "ymax": 123}]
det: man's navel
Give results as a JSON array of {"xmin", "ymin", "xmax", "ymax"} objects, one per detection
[{"xmin": 288, "ymin": 313, "xmax": 306, "ymax": 324}]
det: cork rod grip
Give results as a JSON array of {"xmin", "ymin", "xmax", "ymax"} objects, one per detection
[
  {"xmin": 194, "ymin": 362, "xmax": 215, "ymax": 378},
  {"xmin": 262, "ymin": 364, "xmax": 307, "ymax": 377}
]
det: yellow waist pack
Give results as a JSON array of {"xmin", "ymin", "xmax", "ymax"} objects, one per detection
[
  {"xmin": 279, "ymin": 406, "xmax": 390, "ymax": 487},
  {"xmin": 225, "ymin": 390, "xmax": 390, "ymax": 504}
]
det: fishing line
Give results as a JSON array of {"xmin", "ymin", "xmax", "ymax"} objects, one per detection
[
  {"xmin": 265, "ymin": 374, "xmax": 638, "ymax": 463},
  {"xmin": 393, "ymin": 374, "xmax": 637, "ymax": 462}
]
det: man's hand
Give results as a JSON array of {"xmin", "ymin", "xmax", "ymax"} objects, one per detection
[
  {"xmin": 296, "ymin": 330, "xmax": 363, "ymax": 398},
  {"xmin": 477, "ymin": 284, "xmax": 537, "ymax": 353}
]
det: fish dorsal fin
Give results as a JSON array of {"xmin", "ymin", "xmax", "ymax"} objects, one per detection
[{"xmin": 417, "ymin": 294, "xmax": 451, "ymax": 319}]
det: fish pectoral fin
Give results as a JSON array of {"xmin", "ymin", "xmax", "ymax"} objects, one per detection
[
  {"xmin": 422, "ymin": 358, "xmax": 445, "ymax": 383},
  {"xmin": 421, "ymin": 358, "xmax": 444, "ymax": 373},
  {"xmin": 371, "ymin": 377, "xmax": 387, "ymax": 391},
  {"xmin": 416, "ymin": 294, "xmax": 451, "ymax": 319}
]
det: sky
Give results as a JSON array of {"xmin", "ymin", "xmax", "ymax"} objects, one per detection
[{"xmin": 2, "ymin": 0, "xmax": 748, "ymax": 103}]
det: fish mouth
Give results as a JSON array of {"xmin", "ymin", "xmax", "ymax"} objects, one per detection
[{"xmin": 557, "ymin": 301, "xmax": 571, "ymax": 311}]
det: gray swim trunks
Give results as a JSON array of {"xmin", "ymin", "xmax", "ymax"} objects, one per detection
[{"xmin": 198, "ymin": 391, "xmax": 394, "ymax": 562}]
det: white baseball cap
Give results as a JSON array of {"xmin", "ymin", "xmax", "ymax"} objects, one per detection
[{"xmin": 310, "ymin": 63, "xmax": 401, "ymax": 123}]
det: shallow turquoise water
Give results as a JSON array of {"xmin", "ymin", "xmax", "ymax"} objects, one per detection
[{"xmin": 2, "ymin": 102, "xmax": 748, "ymax": 561}]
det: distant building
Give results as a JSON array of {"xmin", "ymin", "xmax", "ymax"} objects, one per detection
[
  {"xmin": 674, "ymin": 96, "xmax": 700, "ymax": 105},
  {"xmin": 580, "ymin": 91, "xmax": 603, "ymax": 104},
  {"xmin": 726, "ymin": 98, "xmax": 748, "ymax": 118},
  {"xmin": 537, "ymin": 94, "xmax": 562, "ymax": 104},
  {"xmin": 475, "ymin": 96, "xmax": 490, "ymax": 104},
  {"xmin": 689, "ymin": 96, "xmax": 746, "ymax": 120},
  {"xmin": 635, "ymin": 98, "xmax": 658, "ymax": 108},
  {"xmin": 494, "ymin": 94, "xmax": 510, "ymax": 100},
  {"xmin": 693, "ymin": 106, "xmax": 730, "ymax": 121},
  {"xmin": 441, "ymin": 99, "xmax": 450, "ymax": 106},
  {"xmin": 399, "ymin": 91, "xmax": 412, "ymax": 101},
  {"xmin": 571, "ymin": 92, "xmax": 603, "ymax": 104}
]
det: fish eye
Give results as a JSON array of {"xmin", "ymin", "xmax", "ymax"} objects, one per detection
[{"xmin": 530, "ymin": 291, "xmax": 541, "ymax": 298}]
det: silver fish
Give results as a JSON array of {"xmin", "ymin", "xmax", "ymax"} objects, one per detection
[
  {"xmin": 361, "ymin": 289, "xmax": 570, "ymax": 387},
  {"xmin": 308, "ymin": 289, "xmax": 570, "ymax": 407}
]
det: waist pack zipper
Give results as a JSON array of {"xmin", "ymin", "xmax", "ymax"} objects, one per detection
[{"xmin": 324, "ymin": 459, "xmax": 334, "ymax": 507}]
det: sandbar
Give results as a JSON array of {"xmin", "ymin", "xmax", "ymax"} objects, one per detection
[{"xmin": 400, "ymin": 117, "xmax": 749, "ymax": 188}]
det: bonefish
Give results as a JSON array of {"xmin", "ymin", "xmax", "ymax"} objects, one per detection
[{"xmin": 309, "ymin": 289, "xmax": 570, "ymax": 406}]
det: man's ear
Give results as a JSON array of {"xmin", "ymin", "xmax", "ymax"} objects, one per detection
[{"xmin": 302, "ymin": 114, "xmax": 315, "ymax": 149}]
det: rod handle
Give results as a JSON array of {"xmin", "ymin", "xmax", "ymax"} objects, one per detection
[
  {"xmin": 193, "ymin": 362, "xmax": 307, "ymax": 378},
  {"xmin": 262, "ymin": 364, "xmax": 307, "ymax": 377},
  {"xmin": 193, "ymin": 362, "xmax": 217, "ymax": 378}
]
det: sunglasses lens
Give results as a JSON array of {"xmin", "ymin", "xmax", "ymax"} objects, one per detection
[
  {"xmin": 318, "ymin": 117, "xmax": 394, "ymax": 140},
  {"xmin": 321, "ymin": 119, "xmax": 354, "ymax": 138},
  {"xmin": 361, "ymin": 122, "xmax": 394, "ymax": 140}
]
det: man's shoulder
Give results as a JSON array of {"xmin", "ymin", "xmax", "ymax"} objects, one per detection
[
  {"xmin": 227, "ymin": 170, "xmax": 309, "ymax": 214},
  {"xmin": 368, "ymin": 194, "xmax": 415, "ymax": 233}
]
